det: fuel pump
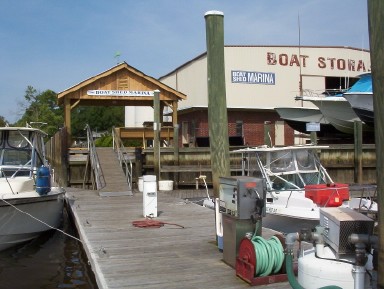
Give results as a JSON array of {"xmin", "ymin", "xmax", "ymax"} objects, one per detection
[
  {"xmin": 219, "ymin": 176, "xmax": 266, "ymax": 267},
  {"xmin": 219, "ymin": 176, "xmax": 287, "ymax": 285}
]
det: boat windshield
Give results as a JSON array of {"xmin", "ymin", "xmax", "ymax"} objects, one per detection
[
  {"xmin": 271, "ymin": 149, "xmax": 328, "ymax": 190},
  {"xmin": 0, "ymin": 130, "xmax": 44, "ymax": 177},
  {"xmin": 239, "ymin": 147, "xmax": 330, "ymax": 191},
  {"xmin": 269, "ymin": 150, "xmax": 295, "ymax": 173}
]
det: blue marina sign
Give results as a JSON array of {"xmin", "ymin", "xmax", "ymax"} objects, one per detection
[{"xmin": 231, "ymin": 70, "xmax": 276, "ymax": 85}]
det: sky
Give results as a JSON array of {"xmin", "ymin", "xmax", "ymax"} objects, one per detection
[{"xmin": 0, "ymin": 0, "xmax": 370, "ymax": 123}]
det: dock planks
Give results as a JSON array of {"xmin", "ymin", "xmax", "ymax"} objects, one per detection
[{"xmin": 65, "ymin": 188, "xmax": 294, "ymax": 289}]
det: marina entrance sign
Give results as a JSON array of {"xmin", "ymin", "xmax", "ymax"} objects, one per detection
[{"xmin": 87, "ymin": 90, "xmax": 154, "ymax": 97}]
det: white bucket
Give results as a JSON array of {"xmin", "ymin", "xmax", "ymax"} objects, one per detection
[
  {"xmin": 138, "ymin": 177, "xmax": 144, "ymax": 192},
  {"xmin": 158, "ymin": 180, "xmax": 173, "ymax": 191}
]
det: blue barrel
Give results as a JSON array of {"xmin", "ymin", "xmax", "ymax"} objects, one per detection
[{"xmin": 36, "ymin": 166, "xmax": 51, "ymax": 195}]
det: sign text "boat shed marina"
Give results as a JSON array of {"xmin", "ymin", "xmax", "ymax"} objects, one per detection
[
  {"xmin": 87, "ymin": 90, "xmax": 155, "ymax": 97},
  {"xmin": 231, "ymin": 71, "xmax": 276, "ymax": 85}
]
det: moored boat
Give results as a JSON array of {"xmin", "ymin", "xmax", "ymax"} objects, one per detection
[
  {"xmin": 232, "ymin": 145, "xmax": 377, "ymax": 233},
  {"xmin": 0, "ymin": 126, "xmax": 65, "ymax": 251}
]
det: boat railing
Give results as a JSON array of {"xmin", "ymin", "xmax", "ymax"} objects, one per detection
[
  {"xmin": 349, "ymin": 184, "xmax": 378, "ymax": 213},
  {"xmin": 85, "ymin": 124, "xmax": 106, "ymax": 190},
  {"xmin": 0, "ymin": 166, "xmax": 34, "ymax": 178},
  {"xmin": 295, "ymin": 88, "xmax": 347, "ymax": 100},
  {"xmin": 112, "ymin": 127, "xmax": 133, "ymax": 191}
]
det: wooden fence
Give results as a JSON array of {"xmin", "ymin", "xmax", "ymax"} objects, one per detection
[
  {"xmin": 45, "ymin": 127, "xmax": 69, "ymax": 187},
  {"xmin": 140, "ymin": 144, "xmax": 377, "ymax": 188},
  {"xmin": 45, "ymin": 133, "xmax": 378, "ymax": 190}
]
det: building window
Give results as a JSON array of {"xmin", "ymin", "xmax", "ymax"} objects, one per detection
[
  {"xmin": 182, "ymin": 121, "xmax": 189, "ymax": 145},
  {"xmin": 236, "ymin": 120, "xmax": 243, "ymax": 136}
]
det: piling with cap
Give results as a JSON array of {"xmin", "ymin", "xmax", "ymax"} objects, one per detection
[{"xmin": 204, "ymin": 10, "xmax": 231, "ymax": 198}]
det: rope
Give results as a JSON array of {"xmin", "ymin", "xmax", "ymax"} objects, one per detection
[
  {"xmin": 132, "ymin": 218, "xmax": 185, "ymax": 229},
  {"xmin": 0, "ymin": 196, "xmax": 83, "ymax": 243}
]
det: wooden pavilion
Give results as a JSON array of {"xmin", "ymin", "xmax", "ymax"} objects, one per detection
[{"xmin": 57, "ymin": 62, "xmax": 187, "ymax": 144}]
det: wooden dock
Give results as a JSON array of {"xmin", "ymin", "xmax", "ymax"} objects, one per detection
[{"xmin": 65, "ymin": 187, "xmax": 295, "ymax": 289}]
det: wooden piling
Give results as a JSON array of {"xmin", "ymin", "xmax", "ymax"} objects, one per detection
[
  {"xmin": 354, "ymin": 121, "xmax": 363, "ymax": 184},
  {"xmin": 310, "ymin": 132, "xmax": 318, "ymax": 145},
  {"xmin": 153, "ymin": 90, "xmax": 160, "ymax": 181},
  {"xmin": 264, "ymin": 121, "xmax": 272, "ymax": 147},
  {"xmin": 367, "ymin": 0, "xmax": 384, "ymax": 285},
  {"xmin": 205, "ymin": 11, "xmax": 231, "ymax": 198},
  {"xmin": 173, "ymin": 124, "xmax": 179, "ymax": 189}
]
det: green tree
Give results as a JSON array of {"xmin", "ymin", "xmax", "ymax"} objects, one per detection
[
  {"xmin": 15, "ymin": 86, "xmax": 64, "ymax": 138},
  {"xmin": 0, "ymin": 116, "xmax": 8, "ymax": 127},
  {"xmin": 71, "ymin": 106, "xmax": 125, "ymax": 138},
  {"xmin": 15, "ymin": 86, "xmax": 125, "ymax": 142}
]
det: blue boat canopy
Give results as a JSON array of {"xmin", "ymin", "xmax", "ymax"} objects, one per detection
[{"xmin": 347, "ymin": 73, "xmax": 372, "ymax": 93}]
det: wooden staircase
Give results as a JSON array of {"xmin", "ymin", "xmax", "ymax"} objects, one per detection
[{"xmin": 96, "ymin": 147, "xmax": 133, "ymax": 196}]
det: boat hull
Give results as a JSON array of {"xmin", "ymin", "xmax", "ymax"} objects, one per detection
[
  {"xmin": 308, "ymin": 97, "xmax": 367, "ymax": 134},
  {"xmin": 262, "ymin": 198, "xmax": 377, "ymax": 234},
  {"xmin": 262, "ymin": 212, "xmax": 319, "ymax": 234},
  {"xmin": 344, "ymin": 93, "xmax": 374, "ymax": 127},
  {"xmin": 275, "ymin": 107, "xmax": 345, "ymax": 137},
  {"xmin": 0, "ymin": 191, "xmax": 64, "ymax": 251}
]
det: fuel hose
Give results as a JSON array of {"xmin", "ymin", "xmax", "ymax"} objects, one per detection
[{"xmin": 251, "ymin": 234, "xmax": 285, "ymax": 277}]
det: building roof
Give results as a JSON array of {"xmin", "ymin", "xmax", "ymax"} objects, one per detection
[{"xmin": 57, "ymin": 62, "xmax": 186, "ymax": 106}]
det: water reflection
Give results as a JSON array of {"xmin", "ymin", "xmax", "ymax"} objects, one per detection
[{"xmin": 0, "ymin": 209, "xmax": 97, "ymax": 289}]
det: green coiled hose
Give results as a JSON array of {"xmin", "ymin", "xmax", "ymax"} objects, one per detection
[{"xmin": 251, "ymin": 234, "xmax": 285, "ymax": 277}]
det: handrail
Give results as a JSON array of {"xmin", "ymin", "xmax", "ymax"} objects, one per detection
[
  {"xmin": 112, "ymin": 127, "xmax": 133, "ymax": 190},
  {"xmin": 85, "ymin": 124, "xmax": 106, "ymax": 190}
]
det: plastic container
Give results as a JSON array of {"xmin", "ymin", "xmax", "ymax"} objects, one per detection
[
  {"xmin": 158, "ymin": 180, "xmax": 173, "ymax": 191},
  {"xmin": 143, "ymin": 175, "xmax": 157, "ymax": 217},
  {"xmin": 305, "ymin": 183, "xmax": 349, "ymax": 207}
]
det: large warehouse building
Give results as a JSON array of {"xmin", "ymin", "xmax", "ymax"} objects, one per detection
[{"xmin": 125, "ymin": 45, "xmax": 371, "ymax": 147}]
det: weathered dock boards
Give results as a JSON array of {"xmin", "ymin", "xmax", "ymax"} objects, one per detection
[{"xmin": 65, "ymin": 188, "xmax": 295, "ymax": 289}]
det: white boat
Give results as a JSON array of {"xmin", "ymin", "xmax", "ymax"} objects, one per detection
[
  {"xmin": 344, "ymin": 93, "xmax": 373, "ymax": 127},
  {"xmin": 298, "ymin": 75, "xmax": 374, "ymax": 135},
  {"xmin": 233, "ymin": 145, "xmax": 377, "ymax": 233},
  {"xmin": 274, "ymin": 106, "xmax": 344, "ymax": 137},
  {"xmin": 300, "ymin": 95, "xmax": 368, "ymax": 134},
  {"xmin": 0, "ymin": 126, "xmax": 65, "ymax": 251},
  {"xmin": 343, "ymin": 73, "xmax": 374, "ymax": 127}
]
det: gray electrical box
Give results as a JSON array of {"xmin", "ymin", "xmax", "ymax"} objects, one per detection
[
  {"xmin": 320, "ymin": 207, "xmax": 374, "ymax": 255},
  {"xmin": 219, "ymin": 176, "xmax": 266, "ymax": 220}
]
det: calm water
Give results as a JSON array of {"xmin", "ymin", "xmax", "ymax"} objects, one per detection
[{"xmin": 0, "ymin": 208, "xmax": 98, "ymax": 289}]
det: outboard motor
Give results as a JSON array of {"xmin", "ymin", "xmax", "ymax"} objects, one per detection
[{"xmin": 36, "ymin": 165, "xmax": 51, "ymax": 195}]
